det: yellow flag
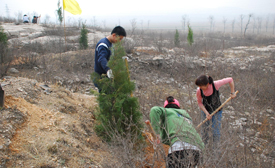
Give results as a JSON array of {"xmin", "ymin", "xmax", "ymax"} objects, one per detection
[{"xmin": 63, "ymin": 0, "xmax": 82, "ymax": 15}]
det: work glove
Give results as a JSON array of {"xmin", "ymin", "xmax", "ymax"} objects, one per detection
[
  {"xmin": 122, "ymin": 56, "xmax": 129, "ymax": 61},
  {"xmin": 107, "ymin": 69, "xmax": 113, "ymax": 78}
]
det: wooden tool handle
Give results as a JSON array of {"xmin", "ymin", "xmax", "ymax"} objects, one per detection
[
  {"xmin": 145, "ymin": 120, "xmax": 156, "ymax": 139},
  {"xmin": 196, "ymin": 91, "xmax": 239, "ymax": 129}
]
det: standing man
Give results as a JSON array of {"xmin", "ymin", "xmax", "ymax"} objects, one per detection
[{"xmin": 93, "ymin": 26, "xmax": 126, "ymax": 92}]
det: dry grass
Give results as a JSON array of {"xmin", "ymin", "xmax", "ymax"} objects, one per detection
[
  {"xmin": 1, "ymin": 22, "xmax": 274, "ymax": 167},
  {"xmin": 3, "ymin": 84, "xmax": 117, "ymax": 168}
]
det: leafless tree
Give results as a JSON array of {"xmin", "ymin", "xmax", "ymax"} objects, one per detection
[
  {"xmin": 147, "ymin": 20, "xmax": 150, "ymax": 29},
  {"xmin": 244, "ymin": 14, "xmax": 253, "ymax": 37},
  {"xmin": 130, "ymin": 18, "xmax": 137, "ymax": 36},
  {"xmin": 252, "ymin": 15, "xmax": 257, "ymax": 33},
  {"xmin": 102, "ymin": 20, "xmax": 106, "ymax": 30},
  {"xmin": 265, "ymin": 15, "xmax": 269, "ymax": 33},
  {"xmin": 257, "ymin": 17, "xmax": 262, "ymax": 34},
  {"xmin": 14, "ymin": 11, "xmax": 23, "ymax": 23},
  {"xmin": 5, "ymin": 4, "xmax": 10, "ymax": 19},
  {"xmin": 91, "ymin": 16, "xmax": 98, "ymax": 29},
  {"xmin": 78, "ymin": 18, "xmax": 83, "ymax": 28},
  {"xmin": 187, "ymin": 19, "xmax": 190, "ymax": 27},
  {"xmin": 140, "ymin": 20, "xmax": 143, "ymax": 30},
  {"xmin": 239, "ymin": 14, "xmax": 245, "ymax": 35},
  {"xmin": 222, "ymin": 17, "xmax": 227, "ymax": 34},
  {"xmin": 231, "ymin": 18, "xmax": 235, "ymax": 33},
  {"xmin": 139, "ymin": 20, "xmax": 144, "ymax": 38},
  {"xmin": 182, "ymin": 15, "xmax": 187, "ymax": 32},
  {"xmin": 209, "ymin": 15, "xmax": 214, "ymax": 32},
  {"xmin": 43, "ymin": 14, "xmax": 50, "ymax": 25}
]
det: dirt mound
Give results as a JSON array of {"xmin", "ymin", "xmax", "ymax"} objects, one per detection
[{"xmin": 0, "ymin": 77, "xmax": 118, "ymax": 167}]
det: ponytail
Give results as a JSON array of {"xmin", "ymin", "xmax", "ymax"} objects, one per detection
[
  {"xmin": 195, "ymin": 75, "xmax": 214, "ymax": 86},
  {"xmin": 208, "ymin": 76, "xmax": 213, "ymax": 84},
  {"xmin": 167, "ymin": 96, "xmax": 174, "ymax": 103}
]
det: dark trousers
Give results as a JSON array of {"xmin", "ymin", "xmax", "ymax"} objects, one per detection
[{"xmin": 167, "ymin": 149, "xmax": 200, "ymax": 168}]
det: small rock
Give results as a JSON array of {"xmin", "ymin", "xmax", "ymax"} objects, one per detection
[
  {"xmin": 227, "ymin": 106, "xmax": 235, "ymax": 111},
  {"xmin": 9, "ymin": 68, "xmax": 19, "ymax": 73},
  {"xmin": 266, "ymin": 108, "xmax": 274, "ymax": 114},
  {"xmin": 240, "ymin": 118, "xmax": 248, "ymax": 122}
]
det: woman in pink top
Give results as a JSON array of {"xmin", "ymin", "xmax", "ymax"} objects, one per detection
[{"xmin": 195, "ymin": 75, "xmax": 236, "ymax": 149}]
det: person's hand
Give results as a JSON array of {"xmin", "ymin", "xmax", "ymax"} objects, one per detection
[
  {"xmin": 153, "ymin": 135, "xmax": 161, "ymax": 146},
  {"xmin": 155, "ymin": 135, "xmax": 161, "ymax": 144},
  {"xmin": 230, "ymin": 92, "xmax": 236, "ymax": 99},
  {"xmin": 107, "ymin": 69, "xmax": 113, "ymax": 78},
  {"xmin": 122, "ymin": 56, "xmax": 129, "ymax": 61},
  {"xmin": 206, "ymin": 113, "xmax": 212, "ymax": 120}
]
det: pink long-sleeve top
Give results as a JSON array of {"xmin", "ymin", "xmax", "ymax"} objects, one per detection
[{"xmin": 196, "ymin": 77, "xmax": 233, "ymax": 106}]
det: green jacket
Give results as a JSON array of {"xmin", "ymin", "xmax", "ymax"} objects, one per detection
[{"xmin": 150, "ymin": 106, "xmax": 204, "ymax": 150}]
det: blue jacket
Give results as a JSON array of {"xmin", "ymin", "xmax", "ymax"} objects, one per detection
[{"xmin": 94, "ymin": 37, "xmax": 112, "ymax": 75}]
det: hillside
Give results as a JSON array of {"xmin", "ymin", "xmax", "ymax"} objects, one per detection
[
  {"xmin": 0, "ymin": 22, "xmax": 275, "ymax": 167},
  {"xmin": 0, "ymin": 77, "xmax": 118, "ymax": 167}
]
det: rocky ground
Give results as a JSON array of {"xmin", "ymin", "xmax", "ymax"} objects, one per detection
[{"xmin": 0, "ymin": 22, "xmax": 275, "ymax": 167}]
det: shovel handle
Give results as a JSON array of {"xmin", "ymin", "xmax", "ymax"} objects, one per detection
[
  {"xmin": 196, "ymin": 91, "xmax": 239, "ymax": 129},
  {"xmin": 145, "ymin": 120, "xmax": 156, "ymax": 139},
  {"xmin": 124, "ymin": 58, "xmax": 133, "ymax": 97}
]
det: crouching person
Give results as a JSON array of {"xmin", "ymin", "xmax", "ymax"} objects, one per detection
[{"xmin": 149, "ymin": 96, "xmax": 204, "ymax": 168}]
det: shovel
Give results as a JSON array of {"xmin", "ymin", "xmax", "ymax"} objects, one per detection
[
  {"xmin": 145, "ymin": 120, "xmax": 157, "ymax": 139},
  {"xmin": 197, "ymin": 90, "xmax": 239, "ymax": 129},
  {"xmin": 0, "ymin": 84, "xmax": 4, "ymax": 107}
]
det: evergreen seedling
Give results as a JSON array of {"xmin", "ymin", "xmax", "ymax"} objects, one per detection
[
  {"xmin": 187, "ymin": 25, "xmax": 194, "ymax": 46},
  {"xmin": 0, "ymin": 26, "xmax": 8, "ymax": 64},
  {"xmin": 56, "ymin": 0, "xmax": 63, "ymax": 25},
  {"xmin": 174, "ymin": 29, "xmax": 180, "ymax": 47},
  {"xmin": 79, "ymin": 23, "xmax": 88, "ymax": 49},
  {"xmin": 92, "ymin": 39, "xmax": 143, "ymax": 142}
]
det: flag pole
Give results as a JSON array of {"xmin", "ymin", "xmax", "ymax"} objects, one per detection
[{"xmin": 63, "ymin": 0, "xmax": 67, "ymax": 51}]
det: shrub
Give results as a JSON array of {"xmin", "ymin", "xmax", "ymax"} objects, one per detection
[
  {"xmin": 187, "ymin": 25, "xmax": 194, "ymax": 46},
  {"xmin": 174, "ymin": 29, "xmax": 180, "ymax": 47},
  {"xmin": 56, "ymin": 0, "xmax": 63, "ymax": 25},
  {"xmin": 0, "ymin": 26, "xmax": 11, "ymax": 77},
  {"xmin": 92, "ymin": 40, "xmax": 143, "ymax": 142},
  {"xmin": 0, "ymin": 26, "xmax": 8, "ymax": 64},
  {"xmin": 79, "ymin": 23, "xmax": 88, "ymax": 50}
]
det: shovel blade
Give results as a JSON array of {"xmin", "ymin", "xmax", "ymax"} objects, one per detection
[{"xmin": 0, "ymin": 89, "xmax": 4, "ymax": 107}]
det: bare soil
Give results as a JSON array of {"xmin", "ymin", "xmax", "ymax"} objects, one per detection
[{"xmin": 0, "ymin": 77, "xmax": 117, "ymax": 168}]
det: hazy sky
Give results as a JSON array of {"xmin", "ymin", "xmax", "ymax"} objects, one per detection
[{"xmin": 1, "ymin": 0, "xmax": 274, "ymax": 29}]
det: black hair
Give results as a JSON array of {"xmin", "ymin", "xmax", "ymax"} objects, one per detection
[
  {"xmin": 111, "ymin": 26, "xmax": 126, "ymax": 37},
  {"xmin": 165, "ymin": 96, "xmax": 180, "ymax": 109},
  {"xmin": 24, "ymin": 14, "xmax": 27, "ymax": 16},
  {"xmin": 195, "ymin": 75, "xmax": 213, "ymax": 86}
]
